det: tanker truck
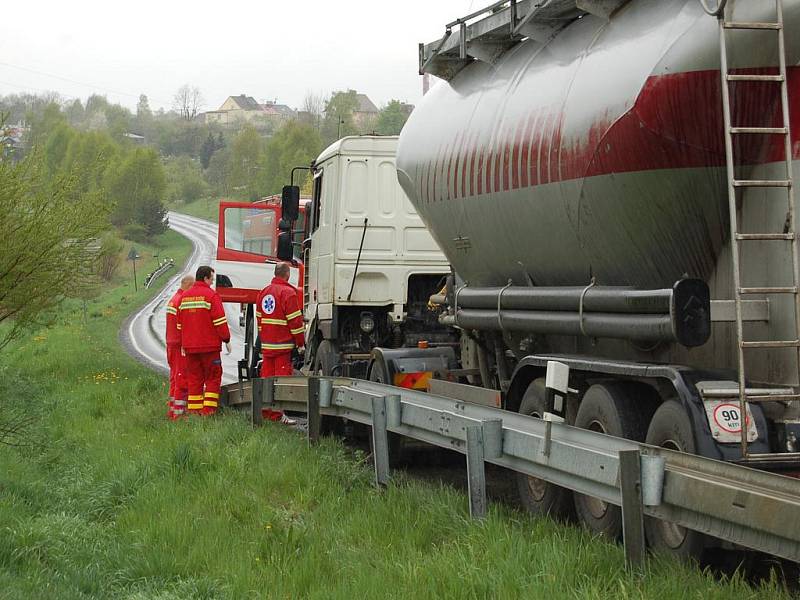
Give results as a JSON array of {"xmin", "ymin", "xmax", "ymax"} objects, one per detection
[{"xmin": 379, "ymin": 0, "xmax": 800, "ymax": 560}]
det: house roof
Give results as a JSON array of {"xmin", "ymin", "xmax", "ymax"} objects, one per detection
[
  {"xmin": 228, "ymin": 95, "xmax": 260, "ymax": 110},
  {"xmin": 260, "ymin": 103, "xmax": 295, "ymax": 116},
  {"xmin": 354, "ymin": 93, "xmax": 378, "ymax": 114}
]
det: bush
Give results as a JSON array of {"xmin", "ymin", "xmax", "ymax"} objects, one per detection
[
  {"xmin": 164, "ymin": 156, "xmax": 209, "ymax": 205},
  {"xmin": 121, "ymin": 224, "xmax": 149, "ymax": 243},
  {"xmin": 95, "ymin": 234, "xmax": 124, "ymax": 281}
]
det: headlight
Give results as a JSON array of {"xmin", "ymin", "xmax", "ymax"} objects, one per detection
[{"xmin": 360, "ymin": 312, "xmax": 375, "ymax": 333}]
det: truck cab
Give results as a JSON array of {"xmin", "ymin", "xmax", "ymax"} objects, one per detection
[{"xmin": 302, "ymin": 136, "xmax": 451, "ymax": 377}]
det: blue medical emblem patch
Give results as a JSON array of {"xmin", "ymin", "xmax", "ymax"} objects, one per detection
[{"xmin": 262, "ymin": 294, "xmax": 276, "ymax": 315}]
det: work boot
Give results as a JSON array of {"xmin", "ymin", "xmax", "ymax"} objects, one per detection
[{"xmin": 279, "ymin": 414, "xmax": 297, "ymax": 426}]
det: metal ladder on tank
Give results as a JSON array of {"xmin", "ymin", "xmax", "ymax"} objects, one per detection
[{"xmin": 714, "ymin": 0, "xmax": 800, "ymax": 462}]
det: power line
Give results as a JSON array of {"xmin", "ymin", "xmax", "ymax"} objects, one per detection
[
  {"xmin": 0, "ymin": 78, "xmax": 83, "ymax": 101},
  {"xmin": 0, "ymin": 61, "xmax": 172, "ymax": 106}
]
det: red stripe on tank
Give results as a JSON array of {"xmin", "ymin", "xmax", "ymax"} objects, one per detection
[
  {"xmin": 492, "ymin": 128, "xmax": 502, "ymax": 194},
  {"xmin": 459, "ymin": 133, "xmax": 469, "ymax": 199},
  {"xmin": 502, "ymin": 128, "xmax": 512, "ymax": 192},
  {"xmin": 511, "ymin": 117, "xmax": 523, "ymax": 190},
  {"xmin": 520, "ymin": 112, "xmax": 534, "ymax": 188},
  {"xmin": 439, "ymin": 67, "xmax": 799, "ymax": 200}
]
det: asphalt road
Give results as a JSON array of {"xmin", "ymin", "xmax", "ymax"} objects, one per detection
[{"xmin": 120, "ymin": 211, "xmax": 244, "ymax": 384}]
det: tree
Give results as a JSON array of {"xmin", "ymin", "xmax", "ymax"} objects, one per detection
[
  {"xmin": 206, "ymin": 146, "xmax": 232, "ymax": 196},
  {"xmin": 376, "ymin": 100, "xmax": 411, "ymax": 135},
  {"xmin": 165, "ymin": 156, "xmax": 209, "ymax": 204},
  {"xmin": 321, "ymin": 90, "xmax": 359, "ymax": 146},
  {"xmin": 42, "ymin": 122, "xmax": 75, "ymax": 175},
  {"xmin": 260, "ymin": 120, "xmax": 322, "ymax": 195},
  {"xmin": 228, "ymin": 125, "xmax": 264, "ymax": 200},
  {"xmin": 62, "ymin": 129, "xmax": 119, "ymax": 201},
  {"xmin": 0, "ymin": 153, "xmax": 108, "ymax": 351},
  {"xmin": 173, "ymin": 84, "xmax": 204, "ymax": 121},
  {"xmin": 28, "ymin": 102, "xmax": 66, "ymax": 146},
  {"xmin": 200, "ymin": 132, "xmax": 217, "ymax": 169},
  {"xmin": 301, "ymin": 90, "xmax": 326, "ymax": 131},
  {"xmin": 107, "ymin": 147, "xmax": 168, "ymax": 237},
  {"xmin": 136, "ymin": 94, "xmax": 152, "ymax": 121}
]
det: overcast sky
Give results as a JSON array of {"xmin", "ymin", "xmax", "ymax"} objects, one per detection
[{"xmin": 0, "ymin": 1, "xmax": 478, "ymax": 113}]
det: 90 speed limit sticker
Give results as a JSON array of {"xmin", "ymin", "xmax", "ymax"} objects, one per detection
[{"xmin": 703, "ymin": 400, "xmax": 758, "ymax": 443}]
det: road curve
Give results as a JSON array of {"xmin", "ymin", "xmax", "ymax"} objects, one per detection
[{"xmin": 119, "ymin": 211, "xmax": 244, "ymax": 385}]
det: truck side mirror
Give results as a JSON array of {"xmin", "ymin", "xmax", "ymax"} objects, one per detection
[
  {"xmin": 277, "ymin": 231, "xmax": 294, "ymax": 262},
  {"xmin": 281, "ymin": 185, "xmax": 300, "ymax": 221}
]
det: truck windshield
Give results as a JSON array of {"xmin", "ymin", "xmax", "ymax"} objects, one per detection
[{"xmin": 223, "ymin": 207, "xmax": 277, "ymax": 257}]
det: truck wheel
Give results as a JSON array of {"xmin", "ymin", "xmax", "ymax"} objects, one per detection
[
  {"xmin": 313, "ymin": 340, "xmax": 341, "ymax": 436},
  {"xmin": 573, "ymin": 383, "xmax": 650, "ymax": 539},
  {"xmin": 644, "ymin": 400, "xmax": 706, "ymax": 561},
  {"xmin": 368, "ymin": 355, "xmax": 405, "ymax": 467},
  {"xmin": 313, "ymin": 339, "xmax": 336, "ymax": 376},
  {"xmin": 515, "ymin": 378, "xmax": 574, "ymax": 520}
]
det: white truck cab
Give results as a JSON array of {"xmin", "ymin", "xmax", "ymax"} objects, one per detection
[{"xmin": 302, "ymin": 136, "xmax": 451, "ymax": 376}]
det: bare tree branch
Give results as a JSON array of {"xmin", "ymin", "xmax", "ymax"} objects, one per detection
[{"xmin": 173, "ymin": 84, "xmax": 205, "ymax": 121}]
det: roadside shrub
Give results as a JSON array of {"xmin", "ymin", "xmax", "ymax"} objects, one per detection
[{"xmin": 95, "ymin": 234, "xmax": 124, "ymax": 281}]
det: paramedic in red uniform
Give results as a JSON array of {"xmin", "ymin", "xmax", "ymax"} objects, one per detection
[
  {"xmin": 165, "ymin": 275, "xmax": 195, "ymax": 419},
  {"xmin": 256, "ymin": 262, "xmax": 304, "ymax": 424},
  {"xmin": 178, "ymin": 266, "xmax": 231, "ymax": 416}
]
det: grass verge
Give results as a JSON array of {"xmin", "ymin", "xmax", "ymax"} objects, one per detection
[{"xmin": 0, "ymin": 233, "xmax": 793, "ymax": 599}]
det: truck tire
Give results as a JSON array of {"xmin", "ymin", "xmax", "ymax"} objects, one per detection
[
  {"xmin": 572, "ymin": 383, "xmax": 650, "ymax": 539},
  {"xmin": 313, "ymin": 340, "xmax": 341, "ymax": 436},
  {"xmin": 313, "ymin": 339, "xmax": 336, "ymax": 376},
  {"xmin": 515, "ymin": 378, "xmax": 574, "ymax": 520},
  {"xmin": 644, "ymin": 400, "xmax": 707, "ymax": 561}
]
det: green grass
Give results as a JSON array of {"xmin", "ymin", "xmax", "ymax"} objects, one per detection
[
  {"xmin": 0, "ymin": 232, "xmax": 794, "ymax": 598},
  {"xmin": 169, "ymin": 197, "xmax": 223, "ymax": 223}
]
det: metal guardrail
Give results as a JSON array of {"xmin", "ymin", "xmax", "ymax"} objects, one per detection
[
  {"xmin": 144, "ymin": 258, "xmax": 175, "ymax": 289},
  {"xmin": 221, "ymin": 376, "xmax": 800, "ymax": 568}
]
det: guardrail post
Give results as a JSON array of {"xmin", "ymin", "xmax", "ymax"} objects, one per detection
[
  {"xmin": 307, "ymin": 377, "xmax": 321, "ymax": 446},
  {"xmin": 251, "ymin": 378, "xmax": 264, "ymax": 428},
  {"xmin": 318, "ymin": 378, "xmax": 333, "ymax": 408},
  {"xmin": 371, "ymin": 395, "xmax": 391, "ymax": 487},
  {"xmin": 385, "ymin": 394, "xmax": 401, "ymax": 429},
  {"xmin": 466, "ymin": 423, "xmax": 487, "ymax": 519},
  {"xmin": 619, "ymin": 449, "xmax": 646, "ymax": 570}
]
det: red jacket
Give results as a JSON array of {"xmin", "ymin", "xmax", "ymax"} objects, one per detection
[
  {"xmin": 165, "ymin": 289, "xmax": 183, "ymax": 347},
  {"xmin": 177, "ymin": 281, "xmax": 231, "ymax": 354},
  {"xmin": 257, "ymin": 277, "xmax": 304, "ymax": 356}
]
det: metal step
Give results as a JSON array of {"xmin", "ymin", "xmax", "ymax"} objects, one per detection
[
  {"xmin": 727, "ymin": 73, "xmax": 785, "ymax": 82},
  {"xmin": 741, "ymin": 394, "xmax": 800, "ymax": 402},
  {"xmin": 729, "ymin": 126, "xmax": 788, "ymax": 135},
  {"xmin": 700, "ymin": 389, "xmax": 800, "ymax": 402},
  {"xmin": 738, "ymin": 286, "xmax": 797, "ymax": 294},
  {"xmin": 741, "ymin": 339, "xmax": 800, "ymax": 349},
  {"xmin": 736, "ymin": 452, "xmax": 800, "ymax": 468},
  {"xmin": 723, "ymin": 21, "xmax": 782, "ymax": 30},
  {"xmin": 734, "ymin": 179, "xmax": 792, "ymax": 188},
  {"xmin": 700, "ymin": 386, "xmax": 795, "ymax": 398},
  {"xmin": 735, "ymin": 233, "xmax": 794, "ymax": 240}
]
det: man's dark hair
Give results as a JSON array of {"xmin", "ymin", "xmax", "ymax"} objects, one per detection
[
  {"xmin": 196, "ymin": 265, "xmax": 214, "ymax": 281},
  {"xmin": 274, "ymin": 262, "xmax": 291, "ymax": 279}
]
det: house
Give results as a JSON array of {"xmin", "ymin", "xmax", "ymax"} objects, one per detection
[
  {"xmin": 202, "ymin": 94, "xmax": 296, "ymax": 128},
  {"xmin": 1, "ymin": 123, "xmax": 26, "ymax": 161},
  {"xmin": 352, "ymin": 92, "xmax": 379, "ymax": 130}
]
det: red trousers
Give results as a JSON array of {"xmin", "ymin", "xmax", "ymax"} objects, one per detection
[
  {"xmin": 185, "ymin": 351, "xmax": 223, "ymax": 415},
  {"xmin": 260, "ymin": 352, "xmax": 292, "ymax": 421},
  {"xmin": 166, "ymin": 345, "xmax": 188, "ymax": 418}
]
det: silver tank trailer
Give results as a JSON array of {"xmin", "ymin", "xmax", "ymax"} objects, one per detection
[{"xmin": 397, "ymin": 0, "xmax": 800, "ymax": 384}]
